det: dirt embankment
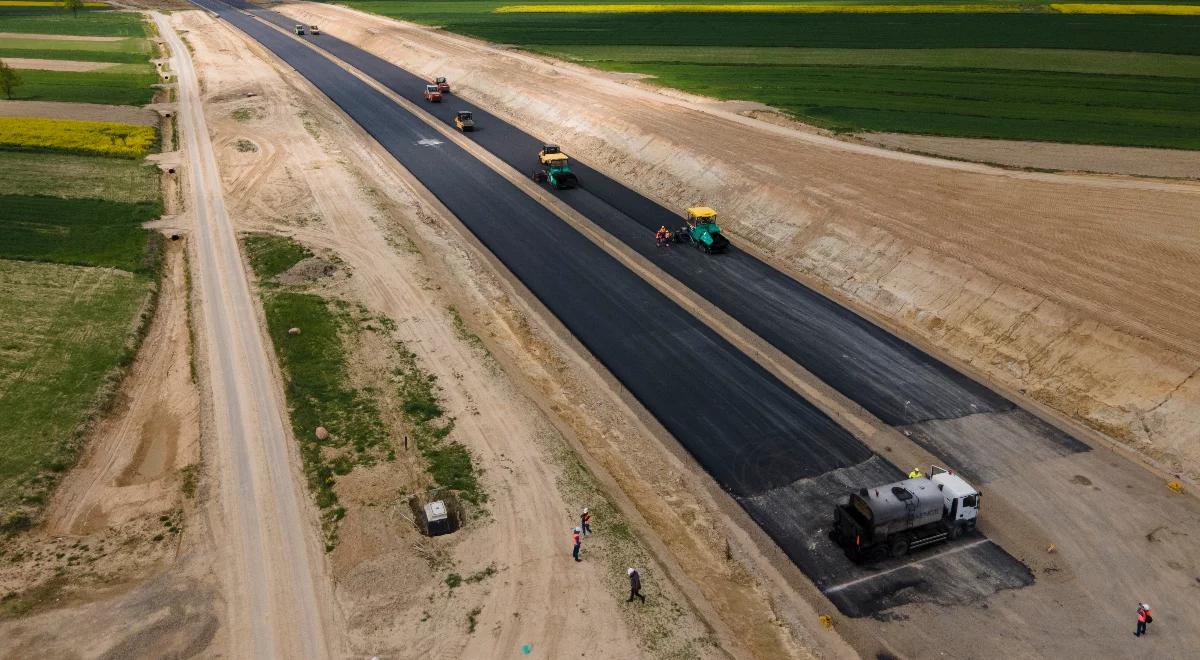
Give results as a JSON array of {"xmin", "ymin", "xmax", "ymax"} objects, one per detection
[
  {"xmin": 277, "ymin": 2, "xmax": 1200, "ymax": 481},
  {"xmin": 181, "ymin": 9, "xmax": 793, "ymax": 658}
]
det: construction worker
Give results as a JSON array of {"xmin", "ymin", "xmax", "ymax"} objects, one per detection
[
  {"xmin": 580, "ymin": 508, "xmax": 592, "ymax": 536},
  {"xmin": 1135, "ymin": 603, "xmax": 1153, "ymax": 637},
  {"xmin": 655, "ymin": 226, "xmax": 671, "ymax": 247},
  {"xmin": 908, "ymin": 467, "xmax": 924, "ymax": 479},
  {"xmin": 572, "ymin": 527, "xmax": 582, "ymax": 562},
  {"xmin": 626, "ymin": 567, "xmax": 645, "ymax": 603}
]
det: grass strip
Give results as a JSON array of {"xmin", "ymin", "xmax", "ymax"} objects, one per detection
[
  {"xmin": 393, "ymin": 341, "xmax": 485, "ymax": 505},
  {"xmin": 243, "ymin": 233, "xmax": 313, "ymax": 282},
  {"xmin": 0, "ymin": 8, "xmax": 146, "ymax": 36},
  {"xmin": 0, "ymin": 194, "xmax": 162, "ymax": 272},
  {"xmin": 1, "ymin": 68, "xmax": 158, "ymax": 106},
  {"xmin": 0, "ymin": 151, "xmax": 161, "ymax": 203}
]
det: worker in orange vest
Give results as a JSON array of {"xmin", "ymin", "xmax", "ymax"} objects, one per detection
[
  {"xmin": 1135, "ymin": 602, "xmax": 1153, "ymax": 637},
  {"xmin": 572, "ymin": 527, "xmax": 582, "ymax": 562}
]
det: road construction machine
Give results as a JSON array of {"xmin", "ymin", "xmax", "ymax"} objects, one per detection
[
  {"xmin": 435, "ymin": 76, "xmax": 450, "ymax": 93},
  {"xmin": 532, "ymin": 152, "xmax": 577, "ymax": 189},
  {"xmin": 293, "ymin": 24, "xmax": 306, "ymax": 35},
  {"xmin": 833, "ymin": 466, "xmax": 980, "ymax": 561},
  {"xmin": 677, "ymin": 207, "xmax": 729, "ymax": 254},
  {"xmin": 423, "ymin": 84, "xmax": 442, "ymax": 103},
  {"xmin": 454, "ymin": 110, "xmax": 475, "ymax": 132}
]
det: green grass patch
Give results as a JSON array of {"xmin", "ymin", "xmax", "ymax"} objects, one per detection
[
  {"xmin": 0, "ymin": 35, "xmax": 151, "ymax": 63},
  {"xmin": 258, "ymin": 289, "xmax": 390, "ymax": 548},
  {"xmin": 243, "ymin": 233, "xmax": 314, "ymax": 282},
  {"xmin": 0, "ymin": 8, "xmax": 147, "ymax": 37},
  {"xmin": 393, "ymin": 341, "xmax": 485, "ymax": 505},
  {"xmin": 0, "ymin": 195, "xmax": 162, "ymax": 273},
  {"xmin": 0, "ymin": 259, "xmax": 153, "ymax": 530},
  {"xmin": 0, "ymin": 151, "xmax": 160, "ymax": 203},
  {"xmin": 4, "ymin": 67, "xmax": 158, "ymax": 105}
]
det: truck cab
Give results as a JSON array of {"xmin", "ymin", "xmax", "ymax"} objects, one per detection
[{"xmin": 931, "ymin": 465, "xmax": 980, "ymax": 531}]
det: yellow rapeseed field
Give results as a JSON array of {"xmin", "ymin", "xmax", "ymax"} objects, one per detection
[
  {"xmin": 1050, "ymin": 3, "xmax": 1200, "ymax": 14},
  {"xmin": 0, "ymin": 117, "xmax": 156, "ymax": 159},
  {"xmin": 495, "ymin": 3, "xmax": 1021, "ymax": 13},
  {"xmin": 0, "ymin": 1, "xmax": 108, "ymax": 6}
]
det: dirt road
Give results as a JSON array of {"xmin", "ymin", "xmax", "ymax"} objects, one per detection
[{"xmin": 155, "ymin": 13, "xmax": 341, "ymax": 658}]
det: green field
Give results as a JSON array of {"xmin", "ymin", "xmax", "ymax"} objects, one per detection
[
  {"xmin": 0, "ymin": 195, "xmax": 162, "ymax": 272},
  {"xmin": 0, "ymin": 7, "xmax": 148, "ymax": 36},
  {"xmin": 2, "ymin": 68, "xmax": 158, "ymax": 105},
  {"xmin": 340, "ymin": 1, "xmax": 1200, "ymax": 148},
  {"xmin": 0, "ymin": 35, "xmax": 153, "ymax": 63},
  {"xmin": 0, "ymin": 259, "xmax": 152, "ymax": 527},
  {"xmin": 0, "ymin": 151, "xmax": 161, "ymax": 203}
]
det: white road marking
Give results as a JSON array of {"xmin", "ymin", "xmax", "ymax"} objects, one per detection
[
  {"xmin": 417, "ymin": 138, "xmax": 443, "ymax": 146},
  {"xmin": 822, "ymin": 538, "xmax": 991, "ymax": 594}
]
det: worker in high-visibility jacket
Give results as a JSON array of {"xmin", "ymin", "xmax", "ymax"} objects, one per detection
[
  {"xmin": 572, "ymin": 527, "xmax": 582, "ymax": 562},
  {"xmin": 1135, "ymin": 603, "xmax": 1153, "ymax": 637},
  {"xmin": 908, "ymin": 467, "xmax": 924, "ymax": 479}
]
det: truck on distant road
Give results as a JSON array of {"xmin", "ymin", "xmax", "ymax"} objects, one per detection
[{"xmin": 833, "ymin": 466, "xmax": 979, "ymax": 561}]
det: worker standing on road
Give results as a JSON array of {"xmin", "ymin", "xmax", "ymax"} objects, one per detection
[
  {"xmin": 572, "ymin": 527, "xmax": 582, "ymax": 562},
  {"xmin": 1135, "ymin": 603, "xmax": 1153, "ymax": 637},
  {"xmin": 655, "ymin": 226, "xmax": 671, "ymax": 247},
  {"xmin": 626, "ymin": 567, "xmax": 646, "ymax": 603},
  {"xmin": 908, "ymin": 467, "xmax": 924, "ymax": 479},
  {"xmin": 580, "ymin": 508, "xmax": 592, "ymax": 536}
]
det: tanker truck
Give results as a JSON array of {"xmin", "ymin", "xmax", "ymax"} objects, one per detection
[{"xmin": 833, "ymin": 466, "xmax": 979, "ymax": 561}]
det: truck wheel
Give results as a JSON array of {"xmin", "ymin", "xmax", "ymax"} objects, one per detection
[
  {"xmin": 948, "ymin": 524, "xmax": 962, "ymax": 540},
  {"xmin": 889, "ymin": 536, "xmax": 909, "ymax": 558}
]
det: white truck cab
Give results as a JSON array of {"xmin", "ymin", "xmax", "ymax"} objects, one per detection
[{"xmin": 931, "ymin": 465, "xmax": 980, "ymax": 526}]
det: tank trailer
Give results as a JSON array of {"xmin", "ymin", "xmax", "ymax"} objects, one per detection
[{"xmin": 833, "ymin": 466, "xmax": 979, "ymax": 561}]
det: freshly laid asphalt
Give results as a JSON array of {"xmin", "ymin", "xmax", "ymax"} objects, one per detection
[
  {"xmin": 196, "ymin": 0, "xmax": 1033, "ymax": 617},
  {"xmin": 227, "ymin": 2, "xmax": 1087, "ymax": 465},
  {"xmin": 193, "ymin": 0, "xmax": 871, "ymax": 496}
]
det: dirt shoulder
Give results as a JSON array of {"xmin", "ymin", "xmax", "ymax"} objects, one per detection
[
  {"xmin": 181, "ymin": 9, "xmax": 764, "ymax": 658},
  {"xmin": 277, "ymin": 1, "xmax": 1200, "ymax": 483}
]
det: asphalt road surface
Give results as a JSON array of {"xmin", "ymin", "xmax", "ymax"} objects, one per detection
[
  {"xmin": 157, "ymin": 13, "xmax": 337, "ymax": 657},
  {"xmin": 238, "ymin": 1, "xmax": 1088, "ymax": 483},
  {"xmin": 194, "ymin": 0, "xmax": 1031, "ymax": 617}
]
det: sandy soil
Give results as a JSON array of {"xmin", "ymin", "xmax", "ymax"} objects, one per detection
[
  {"xmin": 276, "ymin": 1, "xmax": 1200, "ymax": 483},
  {"xmin": 180, "ymin": 9, "xmax": 761, "ymax": 658},
  {"xmin": 0, "ymin": 240, "xmax": 223, "ymax": 658},
  {"xmin": 0, "ymin": 99, "xmax": 159, "ymax": 126},
  {"xmin": 857, "ymin": 132, "xmax": 1200, "ymax": 180},
  {"xmin": 3, "ymin": 58, "xmax": 115, "ymax": 72}
]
